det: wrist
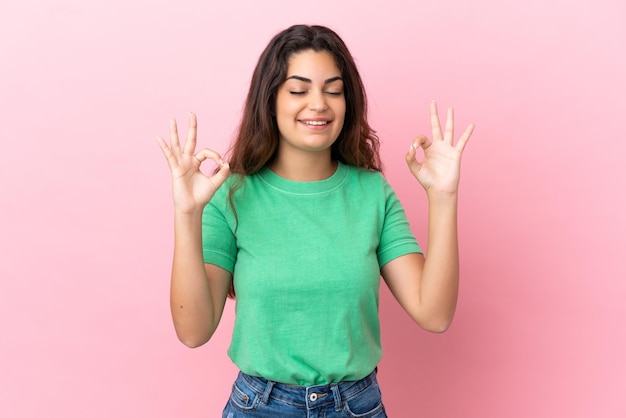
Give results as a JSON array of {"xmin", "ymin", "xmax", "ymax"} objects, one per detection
[
  {"xmin": 426, "ymin": 190, "xmax": 458, "ymax": 205},
  {"xmin": 174, "ymin": 209, "xmax": 204, "ymax": 222}
]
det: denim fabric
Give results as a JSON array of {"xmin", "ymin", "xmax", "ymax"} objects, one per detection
[{"xmin": 222, "ymin": 369, "xmax": 387, "ymax": 418}]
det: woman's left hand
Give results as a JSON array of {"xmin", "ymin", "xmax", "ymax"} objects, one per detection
[{"xmin": 406, "ymin": 101, "xmax": 475, "ymax": 196}]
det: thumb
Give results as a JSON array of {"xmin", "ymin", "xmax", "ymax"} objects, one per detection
[
  {"xmin": 209, "ymin": 162, "xmax": 231, "ymax": 190},
  {"xmin": 405, "ymin": 135, "xmax": 429, "ymax": 178}
]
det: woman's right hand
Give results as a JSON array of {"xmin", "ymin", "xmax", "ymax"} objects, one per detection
[{"xmin": 156, "ymin": 112, "xmax": 231, "ymax": 214}]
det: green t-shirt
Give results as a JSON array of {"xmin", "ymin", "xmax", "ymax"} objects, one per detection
[{"xmin": 202, "ymin": 162, "xmax": 421, "ymax": 385}]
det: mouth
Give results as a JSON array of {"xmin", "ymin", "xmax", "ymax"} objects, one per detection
[{"xmin": 299, "ymin": 119, "xmax": 331, "ymax": 127}]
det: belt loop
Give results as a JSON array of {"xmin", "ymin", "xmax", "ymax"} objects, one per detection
[
  {"xmin": 260, "ymin": 379, "xmax": 275, "ymax": 405},
  {"xmin": 331, "ymin": 383, "xmax": 342, "ymax": 411}
]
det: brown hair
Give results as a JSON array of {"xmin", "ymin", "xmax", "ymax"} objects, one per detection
[
  {"xmin": 227, "ymin": 24, "xmax": 381, "ymax": 174},
  {"xmin": 224, "ymin": 25, "xmax": 382, "ymax": 297}
]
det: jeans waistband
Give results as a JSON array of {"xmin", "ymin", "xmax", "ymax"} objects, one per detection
[{"xmin": 238, "ymin": 368, "xmax": 378, "ymax": 410}]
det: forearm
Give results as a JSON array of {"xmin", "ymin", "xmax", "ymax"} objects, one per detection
[
  {"xmin": 419, "ymin": 193, "xmax": 460, "ymax": 331},
  {"xmin": 170, "ymin": 211, "xmax": 216, "ymax": 347}
]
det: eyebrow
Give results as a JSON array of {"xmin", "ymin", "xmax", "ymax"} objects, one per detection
[{"xmin": 286, "ymin": 75, "xmax": 343, "ymax": 84}]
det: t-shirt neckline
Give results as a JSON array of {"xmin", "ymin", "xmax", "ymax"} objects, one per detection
[{"xmin": 259, "ymin": 161, "xmax": 349, "ymax": 195}]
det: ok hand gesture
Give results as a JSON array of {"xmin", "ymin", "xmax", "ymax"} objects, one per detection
[
  {"xmin": 156, "ymin": 113, "xmax": 231, "ymax": 214},
  {"xmin": 406, "ymin": 101, "xmax": 474, "ymax": 197}
]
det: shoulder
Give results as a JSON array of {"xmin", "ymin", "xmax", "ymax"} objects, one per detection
[
  {"xmin": 206, "ymin": 173, "xmax": 254, "ymax": 213},
  {"xmin": 343, "ymin": 165, "xmax": 392, "ymax": 194},
  {"xmin": 344, "ymin": 164, "xmax": 384, "ymax": 182},
  {"xmin": 214, "ymin": 172, "xmax": 258, "ymax": 196}
]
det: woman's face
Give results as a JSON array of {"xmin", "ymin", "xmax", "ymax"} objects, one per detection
[{"xmin": 274, "ymin": 49, "xmax": 346, "ymax": 157}]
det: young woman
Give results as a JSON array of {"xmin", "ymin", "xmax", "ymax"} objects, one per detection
[{"xmin": 157, "ymin": 24, "xmax": 474, "ymax": 418}]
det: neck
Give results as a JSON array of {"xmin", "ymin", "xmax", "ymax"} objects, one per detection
[{"xmin": 270, "ymin": 148, "xmax": 337, "ymax": 181}]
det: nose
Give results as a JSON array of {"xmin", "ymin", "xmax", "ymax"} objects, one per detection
[{"xmin": 308, "ymin": 91, "xmax": 328, "ymax": 112}]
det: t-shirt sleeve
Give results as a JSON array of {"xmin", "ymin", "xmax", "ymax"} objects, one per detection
[
  {"xmin": 201, "ymin": 184, "xmax": 237, "ymax": 273},
  {"xmin": 377, "ymin": 178, "xmax": 422, "ymax": 267}
]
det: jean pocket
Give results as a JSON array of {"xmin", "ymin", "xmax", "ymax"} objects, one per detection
[
  {"xmin": 228, "ymin": 377, "xmax": 260, "ymax": 411},
  {"xmin": 342, "ymin": 380, "xmax": 387, "ymax": 418}
]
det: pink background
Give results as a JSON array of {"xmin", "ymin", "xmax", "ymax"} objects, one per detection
[{"xmin": 1, "ymin": 0, "xmax": 625, "ymax": 417}]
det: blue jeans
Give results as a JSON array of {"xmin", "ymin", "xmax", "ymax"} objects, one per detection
[{"xmin": 222, "ymin": 369, "xmax": 387, "ymax": 417}]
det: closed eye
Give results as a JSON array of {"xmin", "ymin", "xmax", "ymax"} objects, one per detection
[{"xmin": 289, "ymin": 91, "xmax": 306, "ymax": 95}]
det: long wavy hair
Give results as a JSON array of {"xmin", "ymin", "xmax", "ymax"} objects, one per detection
[
  {"xmin": 224, "ymin": 24, "xmax": 382, "ymax": 297},
  {"xmin": 227, "ymin": 24, "xmax": 381, "ymax": 174}
]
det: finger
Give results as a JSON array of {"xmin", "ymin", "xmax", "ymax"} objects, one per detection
[
  {"xmin": 412, "ymin": 134, "xmax": 431, "ymax": 151},
  {"xmin": 455, "ymin": 123, "xmax": 475, "ymax": 154},
  {"xmin": 430, "ymin": 101, "xmax": 443, "ymax": 141},
  {"xmin": 444, "ymin": 107, "xmax": 454, "ymax": 145},
  {"xmin": 170, "ymin": 118, "xmax": 182, "ymax": 156},
  {"xmin": 156, "ymin": 136, "xmax": 178, "ymax": 171},
  {"xmin": 194, "ymin": 148, "xmax": 225, "ymax": 166},
  {"xmin": 183, "ymin": 112, "xmax": 197, "ymax": 155}
]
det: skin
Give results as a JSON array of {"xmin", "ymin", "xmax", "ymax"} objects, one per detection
[
  {"xmin": 156, "ymin": 50, "xmax": 474, "ymax": 347},
  {"xmin": 270, "ymin": 50, "xmax": 345, "ymax": 181},
  {"xmin": 156, "ymin": 116, "xmax": 232, "ymax": 347},
  {"xmin": 382, "ymin": 103, "xmax": 474, "ymax": 332}
]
